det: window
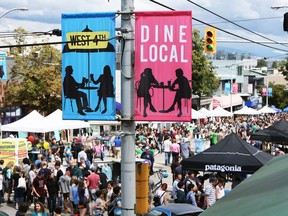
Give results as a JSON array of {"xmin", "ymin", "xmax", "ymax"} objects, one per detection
[{"xmin": 237, "ymin": 66, "xmax": 243, "ymax": 76}]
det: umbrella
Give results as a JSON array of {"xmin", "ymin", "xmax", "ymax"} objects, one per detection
[
  {"xmin": 283, "ymin": 106, "xmax": 288, "ymax": 112},
  {"xmin": 182, "ymin": 133, "xmax": 273, "ymax": 174},
  {"xmin": 62, "ymin": 25, "xmax": 115, "ymax": 105}
]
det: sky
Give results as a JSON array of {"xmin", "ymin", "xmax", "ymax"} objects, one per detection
[{"xmin": 1, "ymin": 0, "xmax": 288, "ymax": 59}]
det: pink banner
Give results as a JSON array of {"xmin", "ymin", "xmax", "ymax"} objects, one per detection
[
  {"xmin": 262, "ymin": 87, "xmax": 267, "ymax": 96},
  {"xmin": 232, "ymin": 83, "xmax": 238, "ymax": 94},
  {"xmin": 134, "ymin": 11, "xmax": 192, "ymax": 121}
]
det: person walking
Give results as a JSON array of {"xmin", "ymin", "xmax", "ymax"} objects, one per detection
[
  {"xmin": 46, "ymin": 171, "xmax": 58, "ymax": 215},
  {"xmin": 163, "ymin": 136, "xmax": 172, "ymax": 166}
]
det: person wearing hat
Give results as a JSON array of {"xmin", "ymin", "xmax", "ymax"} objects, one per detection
[{"xmin": 141, "ymin": 146, "xmax": 155, "ymax": 175}]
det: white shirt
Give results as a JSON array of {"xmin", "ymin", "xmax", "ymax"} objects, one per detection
[
  {"xmin": 78, "ymin": 150, "xmax": 87, "ymax": 163},
  {"xmin": 163, "ymin": 139, "xmax": 172, "ymax": 152}
]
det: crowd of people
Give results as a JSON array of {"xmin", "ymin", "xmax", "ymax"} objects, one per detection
[
  {"xmin": 136, "ymin": 113, "xmax": 287, "ymax": 209},
  {"xmin": 0, "ymin": 137, "xmax": 121, "ymax": 216},
  {"xmin": 0, "ymin": 112, "xmax": 286, "ymax": 215}
]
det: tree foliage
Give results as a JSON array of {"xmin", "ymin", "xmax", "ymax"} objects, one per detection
[
  {"xmin": 5, "ymin": 27, "xmax": 62, "ymax": 115},
  {"xmin": 256, "ymin": 58, "xmax": 267, "ymax": 68},
  {"xmin": 265, "ymin": 83, "xmax": 288, "ymax": 109},
  {"xmin": 279, "ymin": 57, "xmax": 288, "ymax": 81},
  {"xmin": 192, "ymin": 29, "xmax": 219, "ymax": 97}
]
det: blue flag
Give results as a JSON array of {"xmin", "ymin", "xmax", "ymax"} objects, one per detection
[
  {"xmin": 0, "ymin": 53, "xmax": 7, "ymax": 80},
  {"xmin": 224, "ymin": 82, "xmax": 231, "ymax": 95},
  {"xmin": 62, "ymin": 12, "xmax": 116, "ymax": 120},
  {"xmin": 268, "ymin": 87, "xmax": 272, "ymax": 97}
]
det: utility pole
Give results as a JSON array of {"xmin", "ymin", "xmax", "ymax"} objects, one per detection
[{"xmin": 121, "ymin": 0, "xmax": 136, "ymax": 215}]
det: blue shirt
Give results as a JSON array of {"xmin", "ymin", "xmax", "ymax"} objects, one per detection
[
  {"xmin": 186, "ymin": 191, "xmax": 197, "ymax": 207},
  {"xmin": 114, "ymin": 138, "xmax": 121, "ymax": 147}
]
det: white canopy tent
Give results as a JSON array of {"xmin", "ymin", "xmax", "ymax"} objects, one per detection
[
  {"xmin": 1, "ymin": 110, "xmax": 46, "ymax": 132},
  {"xmin": 208, "ymin": 106, "xmax": 233, "ymax": 117},
  {"xmin": 234, "ymin": 106, "xmax": 259, "ymax": 115},
  {"xmin": 258, "ymin": 106, "xmax": 277, "ymax": 114},
  {"xmin": 1, "ymin": 109, "xmax": 89, "ymax": 133},
  {"xmin": 192, "ymin": 109, "xmax": 207, "ymax": 119},
  {"xmin": 44, "ymin": 109, "xmax": 89, "ymax": 131},
  {"xmin": 198, "ymin": 107, "xmax": 211, "ymax": 116}
]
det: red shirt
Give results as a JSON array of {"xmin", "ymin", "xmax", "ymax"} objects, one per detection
[
  {"xmin": 87, "ymin": 173, "xmax": 100, "ymax": 189},
  {"xmin": 32, "ymin": 176, "xmax": 47, "ymax": 196}
]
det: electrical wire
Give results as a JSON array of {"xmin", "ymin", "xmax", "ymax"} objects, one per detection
[
  {"xmin": 148, "ymin": 0, "xmax": 288, "ymax": 53},
  {"xmin": 193, "ymin": 16, "xmax": 282, "ymax": 26},
  {"xmin": 187, "ymin": 0, "xmax": 288, "ymax": 48},
  {"xmin": 0, "ymin": 36, "xmax": 120, "ymax": 49}
]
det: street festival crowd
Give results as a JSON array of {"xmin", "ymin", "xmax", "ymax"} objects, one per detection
[{"xmin": 0, "ymin": 112, "xmax": 286, "ymax": 215}]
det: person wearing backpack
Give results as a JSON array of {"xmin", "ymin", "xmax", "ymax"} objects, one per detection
[
  {"xmin": 154, "ymin": 183, "xmax": 168, "ymax": 206},
  {"xmin": 175, "ymin": 181, "xmax": 186, "ymax": 203},
  {"xmin": 3, "ymin": 161, "xmax": 14, "ymax": 204},
  {"xmin": 107, "ymin": 186, "xmax": 121, "ymax": 216}
]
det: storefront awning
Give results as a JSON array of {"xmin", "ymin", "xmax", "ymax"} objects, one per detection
[{"xmin": 213, "ymin": 95, "xmax": 243, "ymax": 109}]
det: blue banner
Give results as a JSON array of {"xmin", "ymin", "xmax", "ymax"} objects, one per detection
[
  {"xmin": 62, "ymin": 12, "xmax": 116, "ymax": 120},
  {"xmin": 268, "ymin": 87, "xmax": 272, "ymax": 97},
  {"xmin": 224, "ymin": 82, "xmax": 231, "ymax": 95},
  {"xmin": 0, "ymin": 53, "xmax": 7, "ymax": 80}
]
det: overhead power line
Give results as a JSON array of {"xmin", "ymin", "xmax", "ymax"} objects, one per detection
[
  {"xmin": 187, "ymin": 0, "xmax": 288, "ymax": 49},
  {"xmin": 148, "ymin": 0, "xmax": 288, "ymax": 53},
  {"xmin": 193, "ymin": 16, "xmax": 282, "ymax": 26}
]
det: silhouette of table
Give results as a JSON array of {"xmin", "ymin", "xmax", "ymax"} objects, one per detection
[
  {"xmin": 154, "ymin": 85, "xmax": 173, "ymax": 112},
  {"xmin": 79, "ymin": 86, "xmax": 99, "ymax": 108}
]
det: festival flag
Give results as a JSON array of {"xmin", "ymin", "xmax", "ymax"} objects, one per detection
[
  {"xmin": 224, "ymin": 82, "xmax": 230, "ymax": 95},
  {"xmin": 0, "ymin": 53, "xmax": 7, "ymax": 80},
  {"xmin": 268, "ymin": 87, "xmax": 273, "ymax": 97},
  {"xmin": 134, "ymin": 11, "xmax": 192, "ymax": 121},
  {"xmin": 232, "ymin": 83, "xmax": 238, "ymax": 94},
  {"xmin": 262, "ymin": 87, "xmax": 267, "ymax": 96},
  {"xmin": 62, "ymin": 12, "xmax": 116, "ymax": 120}
]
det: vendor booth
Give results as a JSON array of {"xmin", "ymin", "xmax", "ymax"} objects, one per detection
[{"xmin": 0, "ymin": 138, "xmax": 28, "ymax": 167}]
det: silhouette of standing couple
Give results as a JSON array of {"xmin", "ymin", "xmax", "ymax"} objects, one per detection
[{"xmin": 136, "ymin": 67, "xmax": 191, "ymax": 117}]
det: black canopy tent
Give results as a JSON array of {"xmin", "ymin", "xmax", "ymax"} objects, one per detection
[
  {"xmin": 250, "ymin": 118, "xmax": 288, "ymax": 144},
  {"xmin": 182, "ymin": 133, "xmax": 273, "ymax": 174}
]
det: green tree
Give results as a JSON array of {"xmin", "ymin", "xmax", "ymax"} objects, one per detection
[
  {"xmin": 272, "ymin": 61, "xmax": 278, "ymax": 69},
  {"xmin": 192, "ymin": 29, "xmax": 219, "ymax": 97},
  {"xmin": 5, "ymin": 27, "xmax": 62, "ymax": 115},
  {"xmin": 262, "ymin": 83, "xmax": 288, "ymax": 109},
  {"xmin": 256, "ymin": 58, "xmax": 267, "ymax": 68},
  {"xmin": 279, "ymin": 57, "xmax": 288, "ymax": 80}
]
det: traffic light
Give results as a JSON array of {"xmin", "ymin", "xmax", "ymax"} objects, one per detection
[{"xmin": 204, "ymin": 27, "xmax": 217, "ymax": 54}]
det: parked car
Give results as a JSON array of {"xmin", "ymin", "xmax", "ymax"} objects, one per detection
[{"xmin": 147, "ymin": 203, "xmax": 204, "ymax": 216}]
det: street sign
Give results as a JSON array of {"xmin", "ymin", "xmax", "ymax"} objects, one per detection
[{"xmin": 66, "ymin": 31, "xmax": 109, "ymax": 49}]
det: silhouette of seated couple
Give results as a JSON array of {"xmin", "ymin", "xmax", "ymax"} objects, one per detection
[
  {"xmin": 63, "ymin": 65, "xmax": 114, "ymax": 116},
  {"xmin": 137, "ymin": 67, "xmax": 191, "ymax": 117}
]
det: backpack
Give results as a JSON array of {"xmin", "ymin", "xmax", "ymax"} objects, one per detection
[
  {"xmin": 108, "ymin": 195, "xmax": 120, "ymax": 216},
  {"xmin": 153, "ymin": 192, "xmax": 165, "ymax": 206}
]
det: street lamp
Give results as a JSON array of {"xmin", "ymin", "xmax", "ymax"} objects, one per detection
[{"xmin": 0, "ymin": 7, "xmax": 28, "ymax": 19}]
